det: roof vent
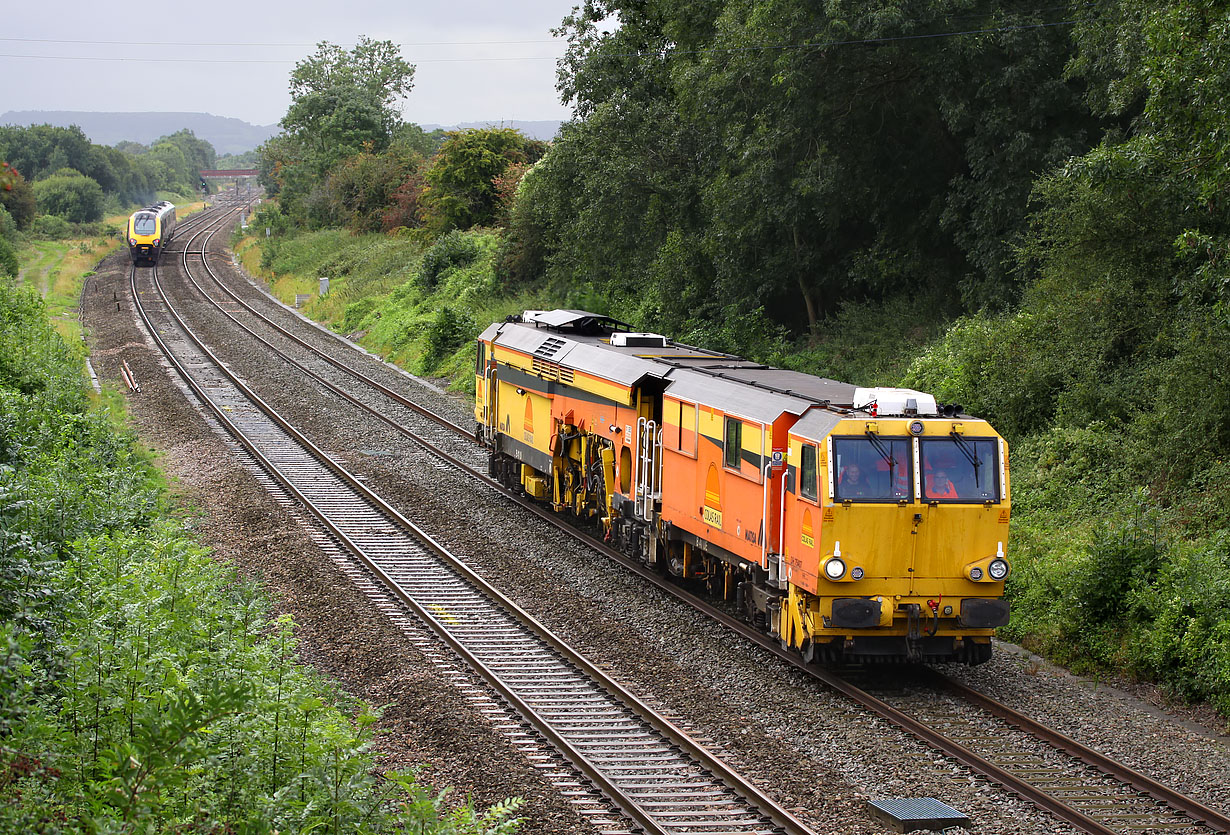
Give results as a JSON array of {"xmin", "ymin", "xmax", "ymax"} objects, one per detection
[
  {"xmin": 534, "ymin": 337, "xmax": 567, "ymax": 358},
  {"xmin": 610, "ymin": 332, "xmax": 668, "ymax": 349}
]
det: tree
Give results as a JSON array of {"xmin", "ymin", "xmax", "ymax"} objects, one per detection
[
  {"xmin": 1066, "ymin": 0, "xmax": 1230, "ymax": 302},
  {"xmin": 420, "ymin": 128, "xmax": 546, "ymax": 233},
  {"xmin": 381, "ymin": 168, "xmax": 428, "ymax": 233},
  {"xmin": 158, "ymin": 129, "xmax": 217, "ymax": 175},
  {"xmin": 32, "ymin": 170, "xmax": 104, "ymax": 222},
  {"xmin": 321, "ymin": 149, "xmax": 422, "ymax": 233},
  {"xmin": 281, "ymin": 38, "xmax": 414, "ymax": 166},
  {"xmin": 0, "ymin": 124, "xmax": 122, "ymax": 196},
  {"xmin": 148, "ymin": 141, "xmax": 193, "ymax": 192},
  {"xmin": 0, "ymin": 164, "xmax": 35, "ymax": 230},
  {"xmin": 266, "ymin": 37, "xmax": 416, "ymax": 223},
  {"xmin": 0, "ymin": 237, "xmax": 17, "ymax": 278}
]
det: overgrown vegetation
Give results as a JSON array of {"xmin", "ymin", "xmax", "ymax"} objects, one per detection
[
  {"xmin": 0, "ymin": 277, "xmax": 523, "ymax": 831},
  {"xmin": 892, "ymin": 0, "xmax": 1230, "ymax": 715},
  {"xmin": 235, "ymin": 4, "xmax": 1230, "ymax": 720}
]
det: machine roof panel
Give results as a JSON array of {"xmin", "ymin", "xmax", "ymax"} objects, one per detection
[
  {"xmin": 663, "ymin": 368, "xmax": 817, "ymax": 423},
  {"xmin": 789, "ymin": 409, "xmax": 847, "ymax": 442},
  {"xmin": 486, "ymin": 321, "xmax": 575, "ymax": 361},
  {"xmin": 483, "ymin": 311, "xmax": 860, "ymax": 415},
  {"xmin": 525, "ymin": 309, "xmax": 622, "ymax": 331},
  {"xmin": 565, "ymin": 343, "xmax": 667, "ymax": 386},
  {"xmin": 693, "ymin": 367, "xmax": 855, "ymax": 407}
]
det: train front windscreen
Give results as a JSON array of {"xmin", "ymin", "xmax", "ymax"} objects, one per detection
[{"xmin": 133, "ymin": 214, "xmax": 157, "ymax": 235}]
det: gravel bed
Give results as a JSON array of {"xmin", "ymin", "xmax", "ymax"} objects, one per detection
[{"xmin": 85, "ymin": 225, "xmax": 1230, "ymax": 835}]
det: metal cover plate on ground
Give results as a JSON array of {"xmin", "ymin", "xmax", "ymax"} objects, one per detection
[{"xmin": 868, "ymin": 797, "xmax": 970, "ymax": 832}]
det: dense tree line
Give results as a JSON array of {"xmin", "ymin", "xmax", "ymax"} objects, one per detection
[
  {"xmin": 0, "ymin": 124, "xmax": 217, "ymax": 226},
  {"xmin": 251, "ymin": 4, "xmax": 1230, "ymax": 708},
  {"xmin": 500, "ymin": 0, "xmax": 1230, "ymax": 702},
  {"xmin": 499, "ymin": 0, "xmax": 1108, "ymax": 342}
]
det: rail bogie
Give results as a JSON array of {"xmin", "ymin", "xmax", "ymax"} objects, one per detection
[{"xmin": 476, "ymin": 310, "xmax": 1011, "ymax": 665}]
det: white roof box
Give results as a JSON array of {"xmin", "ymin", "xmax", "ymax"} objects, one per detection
[
  {"xmin": 852, "ymin": 387, "xmax": 938, "ymax": 417},
  {"xmin": 610, "ymin": 332, "xmax": 668, "ymax": 348}
]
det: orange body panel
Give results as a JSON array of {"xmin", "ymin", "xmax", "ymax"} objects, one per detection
[{"xmin": 659, "ymin": 397, "xmax": 791, "ymax": 566}]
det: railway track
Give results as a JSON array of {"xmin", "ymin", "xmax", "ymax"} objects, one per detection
[
  {"xmin": 140, "ymin": 205, "xmax": 1230, "ymax": 835},
  {"xmin": 132, "ymin": 212, "xmax": 813, "ymax": 835}
]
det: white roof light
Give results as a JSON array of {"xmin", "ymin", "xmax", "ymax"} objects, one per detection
[
  {"xmin": 610, "ymin": 332, "xmax": 668, "ymax": 348},
  {"xmin": 853, "ymin": 387, "xmax": 939, "ymax": 417}
]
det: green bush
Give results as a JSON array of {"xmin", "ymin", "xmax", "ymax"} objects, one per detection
[
  {"xmin": 1071, "ymin": 503, "xmax": 1166, "ymax": 631},
  {"xmin": 30, "ymin": 214, "xmax": 72, "ymax": 240},
  {"xmin": 0, "ymin": 280, "xmax": 84, "ymax": 403},
  {"xmin": 419, "ymin": 230, "xmax": 481, "ymax": 289},
  {"xmin": 1126, "ymin": 536, "xmax": 1230, "ymax": 715},
  {"xmin": 421, "ymin": 307, "xmax": 477, "ymax": 374},
  {"xmin": 777, "ymin": 290, "xmax": 957, "ymax": 386},
  {"xmin": 253, "ymin": 202, "xmax": 293, "ymax": 238},
  {"xmin": 0, "ymin": 237, "xmax": 16, "ymax": 278},
  {"xmin": 0, "ymin": 205, "xmax": 17, "ymax": 243},
  {"xmin": 32, "ymin": 171, "xmax": 104, "ymax": 223},
  {"xmin": 0, "ymin": 278, "xmax": 524, "ymax": 833}
]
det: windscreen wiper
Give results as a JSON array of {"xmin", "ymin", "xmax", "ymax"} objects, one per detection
[
  {"xmin": 866, "ymin": 431, "xmax": 899, "ymax": 483},
  {"xmin": 949, "ymin": 431, "xmax": 982, "ymax": 487}
]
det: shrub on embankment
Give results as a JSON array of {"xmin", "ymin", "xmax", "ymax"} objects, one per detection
[{"xmin": 0, "ymin": 276, "xmax": 522, "ymax": 832}]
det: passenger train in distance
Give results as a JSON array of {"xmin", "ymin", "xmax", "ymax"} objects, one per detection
[
  {"xmin": 126, "ymin": 201, "xmax": 176, "ymax": 266},
  {"xmin": 475, "ymin": 310, "xmax": 1011, "ymax": 665}
]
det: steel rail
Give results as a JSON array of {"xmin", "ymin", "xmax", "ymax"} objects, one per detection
[
  {"xmin": 165, "ymin": 231, "xmax": 472, "ymax": 456},
  {"xmin": 135, "ymin": 232, "xmax": 815, "ymax": 835}
]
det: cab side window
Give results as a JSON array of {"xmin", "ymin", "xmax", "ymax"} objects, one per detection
[
  {"xmin": 800, "ymin": 444, "xmax": 818, "ymax": 501},
  {"xmin": 724, "ymin": 417, "xmax": 742, "ymax": 469}
]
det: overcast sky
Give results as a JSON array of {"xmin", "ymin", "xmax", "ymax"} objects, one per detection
[{"xmin": 3, "ymin": 0, "xmax": 579, "ymax": 127}]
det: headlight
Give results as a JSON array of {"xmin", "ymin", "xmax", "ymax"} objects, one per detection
[
  {"xmin": 824, "ymin": 558, "xmax": 846, "ymax": 580},
  {"xmin": 908, "ymin": 419, "xmax": 925, "ymax": 435},
  {"xmin": 153, "ymin": 239, "xmax": 159, "ymax": 246},
  {"xmin": 128, "ymin": 238, "xmax": 137, "ymax": 246},
  {"xmin": 988, "ymin": 558, "xmax": 1009, "ymax": 580},
  {"xmin": 969, "ymin": 566, "xmax": 984, "ymax": 581},
  {"xmin": 850, "ymin": 566, "xmax": 864, "ymax": 580}
]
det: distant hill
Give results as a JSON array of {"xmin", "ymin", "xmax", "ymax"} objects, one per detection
[
  {"xmin": 421, "ymin": 120, "xmax": 562, "ymax": 141},
  {"xmin": 0, "ymin": 111, "xmax": 278, "ymax": 155}
]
